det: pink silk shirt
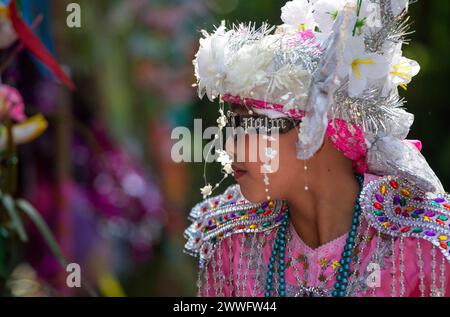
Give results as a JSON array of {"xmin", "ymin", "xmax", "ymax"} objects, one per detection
[{"xmin": 196, "ymin": 174, "xmax": 450, "ymax": 297}]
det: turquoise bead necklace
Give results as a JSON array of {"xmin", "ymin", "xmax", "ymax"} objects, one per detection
[{"xmin": 264, "ymin": 174, "xmax": 365, "ymax": 297}]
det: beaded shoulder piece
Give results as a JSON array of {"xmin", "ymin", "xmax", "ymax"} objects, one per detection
[
  {"xmin": 183, "ymin": 184, "xmax": 288, "ymax": 269},
  {"xmin": 360, "ymin": 176, "xmax": 450, "ymax": 262}
]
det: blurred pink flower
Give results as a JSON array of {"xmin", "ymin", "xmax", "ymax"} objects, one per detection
[{"xmin": 0, "ymin": 84, "xmax": 26, "ymax": 122}]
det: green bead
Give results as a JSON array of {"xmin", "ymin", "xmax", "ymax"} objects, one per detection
[
  {"xmin": 374, "ymin": 210, "xmax": 383, "ymax": 216},
  {"xmin": 400, "ymin": 198, "xmax": 407, "ymax": 207}
]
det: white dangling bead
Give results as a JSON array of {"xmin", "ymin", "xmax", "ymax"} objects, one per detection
[{"xmin": 304, "ymin": 186, "xmax": 309, "ymax": 191}]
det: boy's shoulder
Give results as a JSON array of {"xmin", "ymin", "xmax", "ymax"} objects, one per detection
[{"xmin": 183, "ymin": 184, "xmax": 285, "ymax": 269}]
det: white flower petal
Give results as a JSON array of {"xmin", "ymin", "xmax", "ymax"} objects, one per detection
[
  {"xmin": 200, "ymin": 184, "xmax": 213, "ymax": 198},
  {"xmin": 348, "ymin": 72, "xmax": 368, "ymax": 97},
  {"xmin": 281, "ymin": 0, "xmax": 316, "ymax": 31}
]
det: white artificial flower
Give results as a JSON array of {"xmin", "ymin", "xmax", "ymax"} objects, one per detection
[
  {"xmin": 281, "ymin": 0, "xmax": 316, "ymax": 32},
  {"xmin": 269, "ymin": 65, "xmax": 311, "ymax": 109},
  {"xmin": 200, "ymin": 184, "xmax": 213, "ymax": 199},
  {"xmin": 194, "ymin": 21, "xmax": 230, "ymax": 101},
  {"xmin": 216, "ymin": 149, "xmax": 233, "ymax": 166},
  {"xmin": 383, "ymin": 44, "xmax": 420, "ymax": 95},
  {"xmin": 216, "ymin": 109, "xmax": 228, "ymax": 129},
  {"xmin": 391, "ymin": 0, "xmax": 409, "ymax": 16},
  {"xmin": 225, "ymin": 42, "xmax": 273, "ymax": 97},
  {"xmin": 222, "ymin": 163, "xmax": 234, "ymax": 175},
  {"xmin": 200, "ymin": 184, "xmax": 213, "ymax": 198},
  {"xmin": 265, "ymin": 148, "xmax": 278, "ymax": 160},
  {"xmin": 262, "ymin": 163, "xmax": 273, "ymax": 174},
  {"xmin": 339, "ymin": 37, "xmax": 390, "ymax": 97},
  {"xmin": 313, "ymin": 0, "xmax": 346, "ymax": 34}
]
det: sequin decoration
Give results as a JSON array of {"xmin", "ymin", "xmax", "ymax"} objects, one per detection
[
  {"xmin": 184, "ymin": 184, "xmax": 287, "ymax": 269},
  {"xmin": 360, "ymin": 176, "xmax": 450, "ymax": 262}
]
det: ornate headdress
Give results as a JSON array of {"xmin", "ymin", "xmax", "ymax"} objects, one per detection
[{"xmin": 193, "ymin": 0, "xmax": 444, "ymax": 195}]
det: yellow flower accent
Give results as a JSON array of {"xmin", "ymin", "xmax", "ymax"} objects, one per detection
[
  {"xmin": 351, "ymin": 58, "xmax": 375, "ymax": 79},
  {"xmin": 0, "ymin": 114, "xmax": 48, "ymax": 150},
  {"xmin": 319, "ymin": 258, "xmax": 330, "ymax": 268},
  {"xmin": 390, "ymin": 61, "xmax": 413, "ymax": 82},
  {"xmin": 0, "ymin": 5, "xmax": 9, "ymax": 18},
  {"xmin": 98, "ymin": 272, "xmax": 126, "ymax": 297},
  {"xmin": 332, "ymin": 260, "xmax": 340, "ymax": 270},
  {"xmin": 380, "ymin": 184, "xmax": 387, "ymax": 196}
]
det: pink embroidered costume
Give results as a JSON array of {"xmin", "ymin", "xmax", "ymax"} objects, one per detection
[{"xmin": 183, "ymin": 0, "xmax": 450, "ymax": 297}]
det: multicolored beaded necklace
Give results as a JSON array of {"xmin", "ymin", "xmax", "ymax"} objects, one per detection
[{"xmin": 264, "ymin": 174, "xmax": 365, "ymax": 297}]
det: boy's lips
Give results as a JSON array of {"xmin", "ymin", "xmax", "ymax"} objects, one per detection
[{"xmin": 232, "ymin": 163, "xmax": 247, "ymax": 180}]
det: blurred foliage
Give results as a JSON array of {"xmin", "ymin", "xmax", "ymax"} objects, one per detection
[{"xmin": 46, "ymin": 0, "xmax": 450, "ymax": 297}]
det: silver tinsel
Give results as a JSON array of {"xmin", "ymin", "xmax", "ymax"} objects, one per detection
[{"xmin": 365, "ymin": 0, "xmax": 413, "ymax": 53}]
